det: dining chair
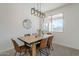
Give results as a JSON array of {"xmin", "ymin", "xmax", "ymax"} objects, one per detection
[
  {"xmin": 24, "ymin": 34, "xmax": 30, "ymax": 37},
  {"xmin": 47, "ymin": 36, "xmax": 54, "ymax": 50},
  {"xmin": 47, "ymin": 32, "xmax": 52, "ymax": 35},
  {"xmin": 37, "ymin": 38, "xmax": 49, "ymax": 56},
  {"xmin": 11, "ymin": 39, "xmax": 30, "ymax": 56}
]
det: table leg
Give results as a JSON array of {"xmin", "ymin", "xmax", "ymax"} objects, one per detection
[{"xmin": 32, "ymin": 43, "xmax": 36, "ymax": 56}]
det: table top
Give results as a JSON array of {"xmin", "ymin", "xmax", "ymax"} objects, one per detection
[{"xmin": 18, "ymin": 34, "xmax": 53, "ymax": 44}]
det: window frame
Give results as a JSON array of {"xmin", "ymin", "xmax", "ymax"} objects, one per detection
[
  {"xmin": 43, "ymin": 13, "xmax": 64, "ymax": 33},
  {"xmin": 52, "ymin": 13, "xmax": 64, "ymax": 32}
]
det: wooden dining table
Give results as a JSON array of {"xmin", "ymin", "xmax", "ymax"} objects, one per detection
[{"xmin": 18, "ymin": 34, "xmax": 53, "ymax": 56}]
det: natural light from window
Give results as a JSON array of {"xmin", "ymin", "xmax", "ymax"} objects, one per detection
[{"xmin": 43, "ymin": 13, "xmax": 63, "ymax": 33}]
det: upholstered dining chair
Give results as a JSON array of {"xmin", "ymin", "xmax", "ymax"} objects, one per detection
[
  {"xmin": 11, "ymin": 39, "xmax": 30, "ymax": 56},
  {"xmin": 47, "ymin": 36, "xmax": 54, "ymax": 50},
  {"xmin": 37, "ymin": 38, "xmax": 49, "ymax": 56}
]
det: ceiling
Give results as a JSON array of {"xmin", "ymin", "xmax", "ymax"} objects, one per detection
[
  {"xmin": 37, "ymin": 3, "xmax": 68, "ymax": 12},
  {"xmin": 29, "ymin": 3, "xmax": 68, "ymax": 12},
  {"xmin": 0, "ymin": 3, "xmax": 68, "ymax": 12}
]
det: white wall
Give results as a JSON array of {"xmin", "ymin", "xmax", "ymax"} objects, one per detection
[
  {"xmin": 0, "ymin": 4, "xmax": 40, "ymax": 52},
  {"xmin": 46, "ymin": 4, "xmax": 79, "ymax": 49}
]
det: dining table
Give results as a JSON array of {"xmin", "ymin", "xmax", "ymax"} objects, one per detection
[{"xmin": 18, "ymin": 34, "xmax": 53, "ymax": 56}]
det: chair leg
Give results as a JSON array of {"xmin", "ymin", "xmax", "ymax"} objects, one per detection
[
  {"xmin": 19, "ymin": 52, "xmax": 21, "ymax": 56},
  {"xmin": 15, "ymin": 52, "xmax": 17, "ymax": 56},
  {"xmin": 24, "ymin": 49, "xmax": 27, "ymax": 54},
  {"xmin": 51, "ymin": 46, "xmax": 54, "ymax": 51},
  {"xmin": 48, "ymin": 45, "xmax": 54, "ymax": 55},
  {"xmin": 24, "ymin": 49, "xmax": 29, "ymax": 55},
  {"xmin": 39, "ymin": 50, "xmax": 42, "ymax": 56},
  {"xmin": 45, "ymin": 48, "xmax": 49, "ymax": 56},
  {"xmin": 29, "ymin": 49, "xmax": 32, "ymax": 56},
  {"xmin": 50, "ymin": 44, "xmax": 54, "ymax": 51}
]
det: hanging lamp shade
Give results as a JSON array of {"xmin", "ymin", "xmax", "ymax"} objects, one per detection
[
  {"xmin": 34, "ymin": 10, "xmax": 38, "ymax": 16},
  {"xmin": 37, "ymin": 10, "xmax": 41, "ymax": 17},
  {"xmin": 31, "ymin": 3, "xmax": 46, "ymax": 18},
  {"xmin": 31, "ymin": 8, "xmax": 35, "ymax": 14}
]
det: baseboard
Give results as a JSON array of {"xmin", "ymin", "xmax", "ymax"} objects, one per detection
[
  {"xmin": 54, "ymin": 42, "xmax": 79, "ymax": 51},
  {"xmin": 0, "ymin": 47, "xmax": 13, "ymax": 53}
]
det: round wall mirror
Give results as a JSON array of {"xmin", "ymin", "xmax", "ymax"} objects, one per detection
[{"xmin": 23, "ymin": 19, "xmax": 32, "ymax": 29}]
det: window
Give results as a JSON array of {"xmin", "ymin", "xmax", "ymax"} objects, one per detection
[
  {"xmin": 52, "ymin": 13, "xmax": 64, "ymax": 32},
  {"xmin": 43, "ymin": 13, "xmax": 64, "ymax": 32}
]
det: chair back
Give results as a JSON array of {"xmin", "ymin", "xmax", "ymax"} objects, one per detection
[
  {"xmin": 47, "ymin": 33, "xmax": 52, "ymax": 35},
  {"xmin": 11, "ymin": 39, "xmax": 19, "ymax": 51},
  {"xmin": 40, "ymin": 38, "xmax": 48, "ymax": 49},
  {"xmin": 24, "ymin": 34, "xmax": 30, "ymax": 37},
  {"xmin": 47, "ymin": 36, "xmax": 54, "ymax": 48}
]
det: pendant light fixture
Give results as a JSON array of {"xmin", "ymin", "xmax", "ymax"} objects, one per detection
[{"xmin": 31, "ymin": 3, "xmax": 45, "ymax": 18}]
